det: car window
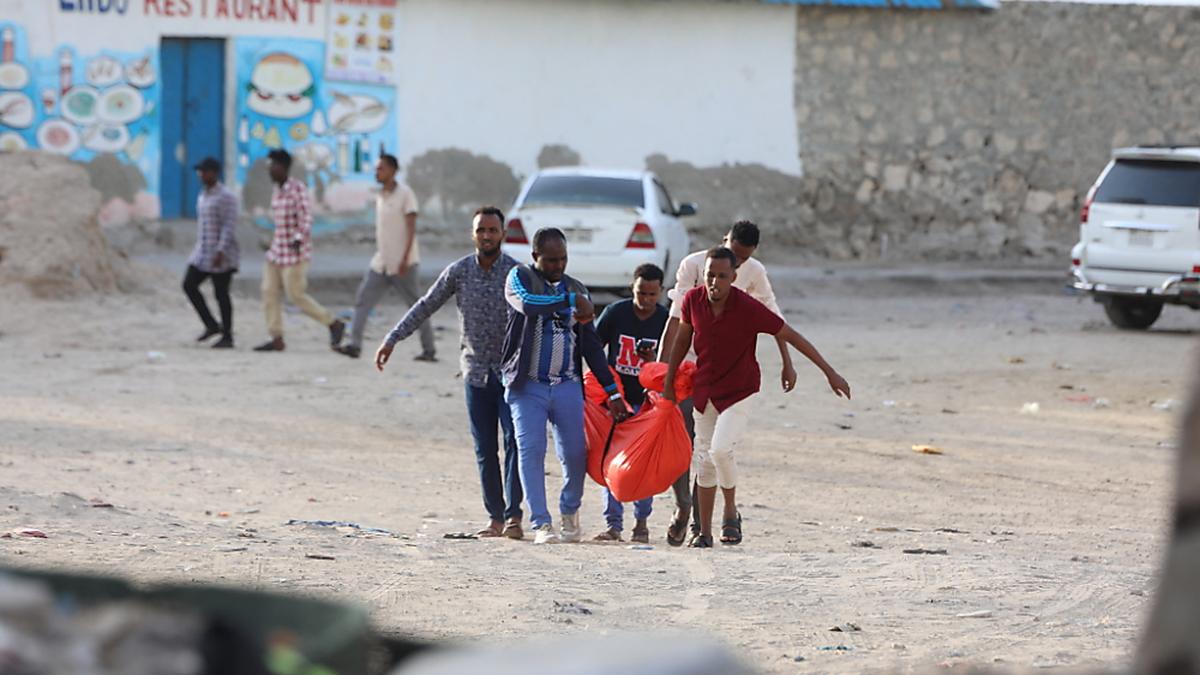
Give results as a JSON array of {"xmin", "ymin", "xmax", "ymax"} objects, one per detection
[
  {"xmin": 654, "ymin": 181, "xmax": 675, "ymax": 215},
  {"xmin": 1094, "ymin": 159, "xmax": 1200, "ymax": 208},
  {"xmin": 522, "ymin": 176, "xmax": 645, "ymax": 208}
]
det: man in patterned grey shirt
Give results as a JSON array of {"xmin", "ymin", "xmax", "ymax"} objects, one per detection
[
  {"xmin": 184, "ymin": 157, "xmax": 239, "ymax": 349},
  {"xmin": 375, "ymin": 206, "xmax": 525, "ymax": 540}
]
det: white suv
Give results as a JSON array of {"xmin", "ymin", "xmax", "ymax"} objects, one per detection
[
  {"xmin": 501, "ymin": 168, "xmax": 696, "ymax": 292},
  {"xmin": 1070, "ymin": 146, "xmax": 1200, "ymax": 329}
]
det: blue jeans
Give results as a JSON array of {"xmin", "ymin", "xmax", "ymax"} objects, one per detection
[
  {"xmin": 506, "ymin": 380, "xmax": 586, "ymax": 529},
  {"xmin": 465, "ymin": 373, "xmax": 522, "ymax": 522},
  {"xmin": 601, "ymin": 488, "xmax": 653, "ymax": 532}
]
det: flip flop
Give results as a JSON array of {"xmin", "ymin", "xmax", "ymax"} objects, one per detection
[
  {"xmin": 476, "ymin": 524, "xmax": 504, "ymax": 538},
  {"xmin": 689, "ymin": 534, "xmax": 714, "ymax": 548},
  {"xmin": 593, "ymin": 528, "xmax": 622, "ymax": 542},
  {"xmin": 666, "ymin": 516, "xmax": 689, "ymax": 547},
  {"xmin": 720, "ymin": 513, "xmax": 743, "ymax": 545},
  {"xmin": 502, "ymin": 521, "xmax": 524, "ymax": 540}
]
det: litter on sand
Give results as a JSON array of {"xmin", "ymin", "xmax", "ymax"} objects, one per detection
[
  {"xmin": 1020, "ymin": 402, "xmax": 1041, "ymax": 415},
  {"xmin": 285, "ymin": 519, "xmax": 395, "ymax": 535},
  {"xmin": 902, "ymin": 548, "xmax": 948, "ymax": 555},
  {"xmin": 304, "ymin": 553, "xmax": 336, "ymax": 561},
  {"xmin": 443, "ymin": 532, "xmax": 478, "ymax": 540},
  {"xmin": 2, "ymin": 528, "xmax": 48, "ymax": 539},
  {"xmin": 912, "ymin": 445, "xmax": 943, "ymax": 455},
  {"xmin": 957, "ymin": 610, "xmax": 994, "ymax": 619}
]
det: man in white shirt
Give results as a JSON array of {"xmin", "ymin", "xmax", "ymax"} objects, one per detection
[
  {"xmin": 335, "ymin": 154, "xmax": 436, "ymax": 360},
  {"xmin": 657, "ymin": 220, "xmax": 796, "ymax": 545}
]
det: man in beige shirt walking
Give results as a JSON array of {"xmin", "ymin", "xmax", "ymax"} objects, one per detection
[{"xmin": 335, "ymin": 154, "xmax": 436, "ymax": 360}]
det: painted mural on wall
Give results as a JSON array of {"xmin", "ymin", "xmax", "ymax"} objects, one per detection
[
  {"xmin": 0, "ymin": 22, "xmax": 160, "ymax": 227},
  {"xmin": 234, "ymin": 37, "xmax": 397, "ymax": 233}
]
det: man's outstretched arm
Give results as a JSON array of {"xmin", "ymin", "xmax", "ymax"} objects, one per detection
[
  {"xmin": 376, "ymin": 266, "xmax": 456, "ymax": 370},
  {"xmin": 775, "ymin": 324, "xmax": 851, "ymax": 399}
]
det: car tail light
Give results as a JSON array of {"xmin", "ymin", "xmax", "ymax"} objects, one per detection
[
  {"xmin": 625, "ymin": 222, "xmax": 655, "ymax": 249},
  {"xmin": 1192, "ymin": 265, "xmax": 1200, "ymax": 275},
  {"xmin": 505, "ymin": 218, "xmax": 528, "ymax": 244},
  {"xmin": 1080, "ymin": 187, "xmax": 1096, "ymax": 224},
  {"xmin": 1072, "ymin": 258, "xmax": 1081, "ymax": 267}
]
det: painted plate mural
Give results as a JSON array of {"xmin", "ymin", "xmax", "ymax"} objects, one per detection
[
  {"xmin": 61, "ymin": 85, "xmax": 100, "ymax": 125},
  {"xmin": 36, "ymin": 119, "xmax": 80, "ymax": 155}
]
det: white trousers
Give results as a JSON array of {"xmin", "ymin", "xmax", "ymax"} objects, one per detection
[{"xmin": 693, "ymin": 396, "xmax": 753, "ymax": 489}]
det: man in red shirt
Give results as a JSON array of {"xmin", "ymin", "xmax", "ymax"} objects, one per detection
[{"xmin": 662, "ymin": 247, "xmax": 851, "ymax": 548}]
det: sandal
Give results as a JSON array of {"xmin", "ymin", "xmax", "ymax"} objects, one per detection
[
  {"xmin": 666, "ymin": 516, "xmax": 689, "ymax": 547},
  {"xmin": 476, "ymin": 523, "xmax": 504, "ymax": 538},
  {"xmin": 593, "ymin": 528, "xmax": 622, "ymax": 542},
  {"xmin": 630, "ymin": 523, "xmax": 650, "ymax": 544},
  {"xmin": 503, "ymin": 520, "xmax": 523, "ymax": 540},
  {"xmin": 720, "ymin": 513, "xmax": 743, "ymax": 545},
  {"xmin": 689, "ymin": 534, "xmax": 713, "ymax": 548}
]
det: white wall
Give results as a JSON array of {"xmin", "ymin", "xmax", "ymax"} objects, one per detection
[{"xmin": 395, "ymin": 0, "xmax": 801, "ymax": 177}]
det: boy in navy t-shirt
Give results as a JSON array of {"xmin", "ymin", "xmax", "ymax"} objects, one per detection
[{"xmin": 592, "ymin": 263, "xmax": 669, "ymax": 543}]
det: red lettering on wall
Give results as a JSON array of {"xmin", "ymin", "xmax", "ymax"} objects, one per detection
[
  {"xmin": 165, "ymin": 0, "xmax": 315, "ymax": 22},
  {"xmin": 144, "ymin": 0, "xmax": 163, "ymax": 13}
]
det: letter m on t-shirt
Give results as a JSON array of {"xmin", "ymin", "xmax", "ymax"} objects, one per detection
[{"xmin": 615, "ymin": 334, "xmax": 640, "ymax": 376}]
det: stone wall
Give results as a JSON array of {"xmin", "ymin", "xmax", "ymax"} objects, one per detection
[
  {"xmin": 656, "ymin": 3, "xmax": 1200, "ymax": 261},
  {"xmin": 796, "ymin": 3, "xmax": 1200, "ymax": 260}
]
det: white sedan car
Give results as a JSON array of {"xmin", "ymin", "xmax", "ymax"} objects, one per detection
[{"xmin": 501, "ymin": 168, "xmax": 696, "ymax": 292}]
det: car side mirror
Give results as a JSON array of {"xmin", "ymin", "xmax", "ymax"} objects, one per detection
[{"xmin": 676, "ymin": 202, "xmax": 698, "ymax": 217}]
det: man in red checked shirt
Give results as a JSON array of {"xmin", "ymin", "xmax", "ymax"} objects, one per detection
[
  {"xmin": 661, "ymin": 247, "xmax": 851, "ymax": 548},
  {"xmin": 253, "ymin": 149, "xmax": 346, "ymax": 352}
]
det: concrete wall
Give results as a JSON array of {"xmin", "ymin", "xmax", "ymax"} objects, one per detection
[
  {"xmin": 663, "ymin": 3, "xmax": 1200, "ymax": 261},
  {"xmin": 397, "ymin": 0, "xmax": 800, "ymax": 223}
]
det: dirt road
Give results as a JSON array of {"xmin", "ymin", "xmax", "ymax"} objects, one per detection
[{"xmin": 0, "ymin": 265, "xmax": 1192, "ymax": 673}]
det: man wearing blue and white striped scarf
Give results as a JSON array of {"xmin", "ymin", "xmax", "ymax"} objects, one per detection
[{"xmin": 501, "ymin": 228, "xmax": 631, "ymax": 545}]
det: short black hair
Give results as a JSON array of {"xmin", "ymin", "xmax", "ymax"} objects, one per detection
[
  {"xmin": 706, "ymin": 246, "xmax": 738, "ymax": 270},
  {"xmin": 268, "ymin": 149, "xmax": 292, "ymax": 170},
  {"xmin": 474, "ymin": 205, "xmax": 505, "ymax": 224},
  {"xmin": 729, "ymin": 220, "xmax": 760, "ymax": 248},
  {"xmin": 633, "ymin": 263, "xmax": 664, "ymax": 285},
  {"xmin": 532, "ymin": 227, "xmax": 566, "ymax": 252},
  {"xmin": 379, "ymin": 153, "xmax": 399, "ymax": 171}
]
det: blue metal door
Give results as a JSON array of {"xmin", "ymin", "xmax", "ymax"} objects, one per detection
[{"xmin": 160, "ymin": 38, "xmax": 224, "ymax": 219}]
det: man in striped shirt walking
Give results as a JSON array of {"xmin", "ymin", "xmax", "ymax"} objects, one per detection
[
  {"xmin": 501, "ymin": 228, "xmax": 631, "ymax": 545},
  {"xmin": 184, "ymin": 157, "xmax": 239, "ymax": 349}
]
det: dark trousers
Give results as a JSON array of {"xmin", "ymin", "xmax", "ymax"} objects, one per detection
[
  {"xmin": 183, "ymin": 265, "xmax": 233, "ymax": 339},
  {"xmin": 671, "ymin": 397, "xmax": 697, "ymax": 522},
  {"xmin": 465, "ymin": 373, "xmax": 523, "ymax": 522}
]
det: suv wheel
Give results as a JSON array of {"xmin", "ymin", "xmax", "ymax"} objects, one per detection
[{"xmin": 1103, "ymin": 297, "xmax": 1164, "ymax": 330}]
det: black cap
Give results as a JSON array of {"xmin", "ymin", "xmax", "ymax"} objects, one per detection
[{"xmin": 193, "ymin": 157, "xmax": 221, "ymax": 172}]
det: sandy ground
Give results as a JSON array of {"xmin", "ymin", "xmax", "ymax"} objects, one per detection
[{"xmin": 0, "ymin": 260, "xmax": 1194, "ymax": 674}]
